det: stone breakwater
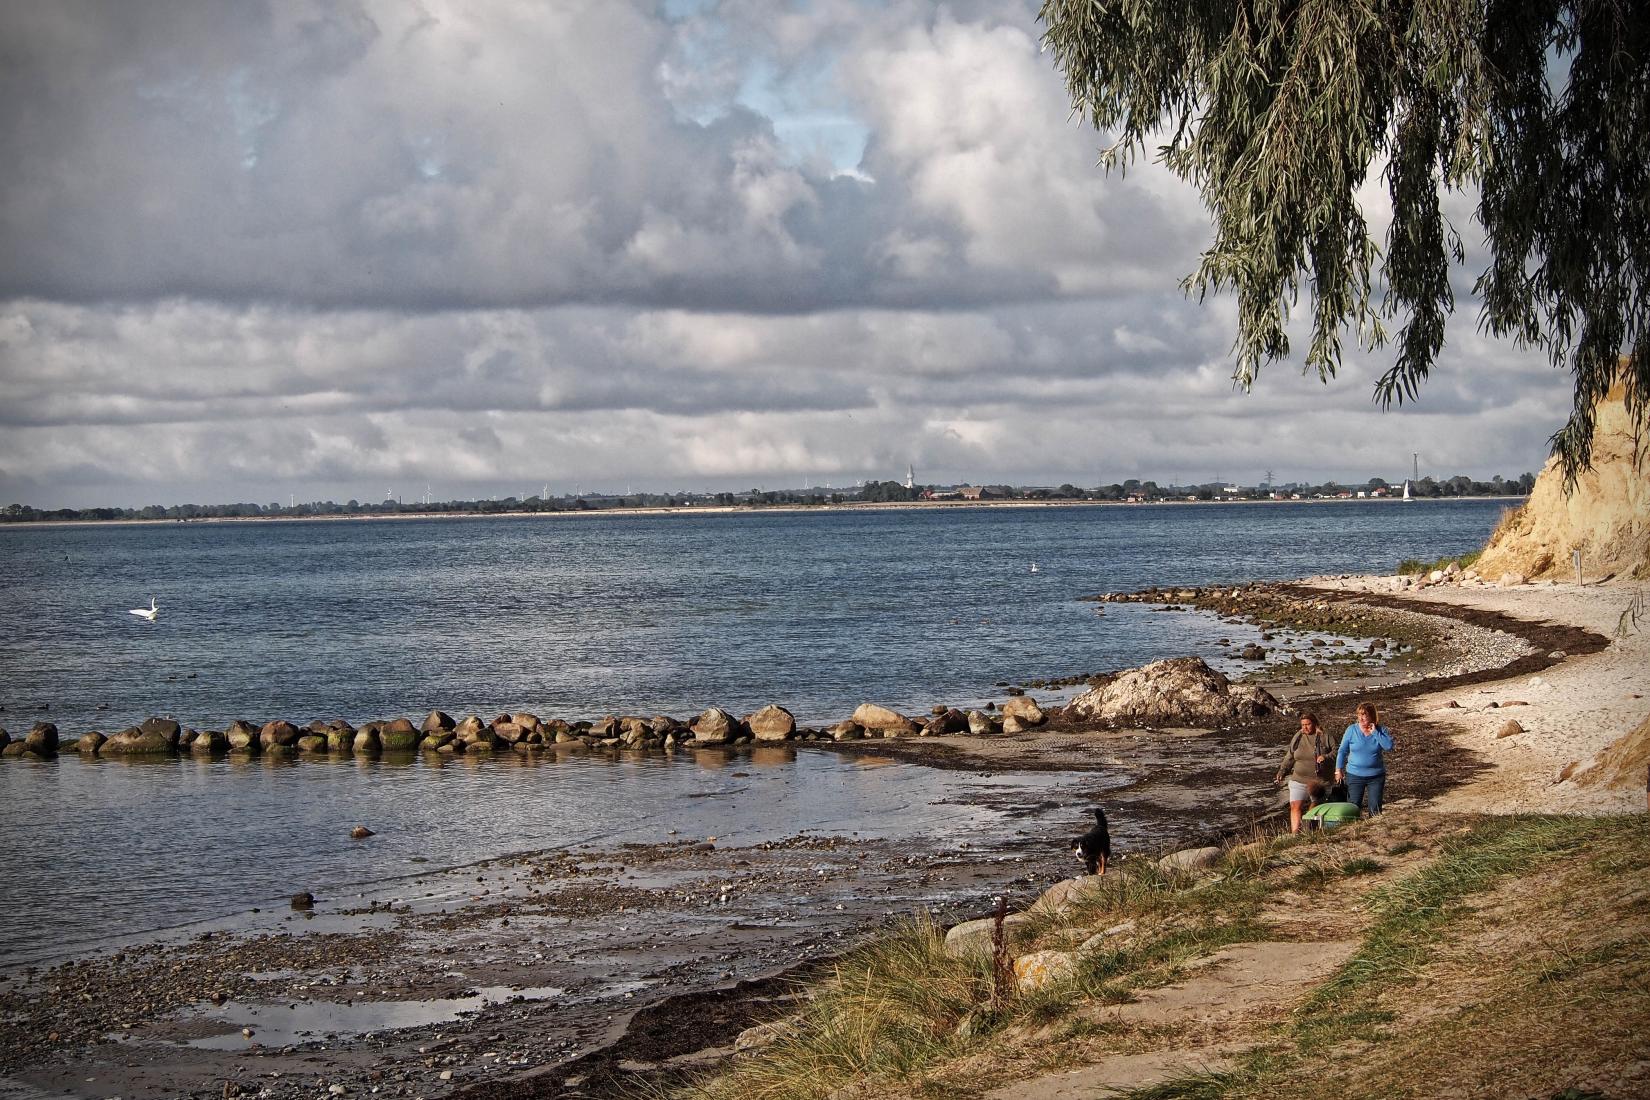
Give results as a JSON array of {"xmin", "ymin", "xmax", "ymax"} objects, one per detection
[{"xmin": 0, "ymin": 695, "xmax": 1059, "ymax": 762}]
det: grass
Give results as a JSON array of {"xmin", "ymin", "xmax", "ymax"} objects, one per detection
[
  {"xmin": 674, "ymin": 815, "xmax": 1649, "ymax": 1100},
  {"xmin": 1121, "ymin": 814, "xmax": 1650, "ymax": 1098},
  {"xmin": 1396, "ymin": 549, "xmax": 1483, "ymax": 575}
]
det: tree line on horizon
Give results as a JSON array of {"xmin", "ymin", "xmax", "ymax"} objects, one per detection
[{"xmin": 1, "ymin": 471, "xmax": 1537, "ymax": 523}]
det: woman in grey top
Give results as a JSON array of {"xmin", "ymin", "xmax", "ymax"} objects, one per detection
[{"xmin": 1275, "ymin": 712, "xmax": 1336, "ymax": 834}]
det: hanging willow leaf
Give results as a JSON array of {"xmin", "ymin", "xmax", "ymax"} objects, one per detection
[{"xmin": 1040, "ymin": 0, "xmax": 1648, "ymax": 486}]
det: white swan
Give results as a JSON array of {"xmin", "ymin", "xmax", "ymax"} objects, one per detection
[
  {"xmin": 129, "ymin": 597, "xmax": 158, "ymax": 621},
  {"xmin": 1029, "ymin": 562, "xmax": 1040, "ymax": 573}
]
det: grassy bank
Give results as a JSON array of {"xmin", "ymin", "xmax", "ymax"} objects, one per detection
[{"xmin": 665, "ymin": 811, "xmax": 1650, "ymax": 1100}]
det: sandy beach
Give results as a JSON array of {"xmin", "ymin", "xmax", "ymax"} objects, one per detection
[{"xmin": 2, "ymin": 572, "xmax": 1645, "ymax": 1099}]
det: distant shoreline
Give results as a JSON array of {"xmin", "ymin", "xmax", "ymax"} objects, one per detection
[{"xmin": 0, "ymin": 494, "xmax": 1525, "ymax": 531}]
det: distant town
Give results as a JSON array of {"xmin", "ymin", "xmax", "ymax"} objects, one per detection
[{"xmin": 2, "ymin": 469, "xmax": 1536, "ymax": 523}]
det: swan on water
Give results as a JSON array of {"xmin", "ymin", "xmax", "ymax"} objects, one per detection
[
  {"xmin": 129, "ymin": 597, "xmax": 158, "ymax": 621},
  {"xmin": 1029, "ymin": 562, "xmax": 1040, "ymax": 573}
]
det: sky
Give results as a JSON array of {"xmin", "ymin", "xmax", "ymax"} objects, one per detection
[{"xmin": 0, "ymin": 0, "xmax": 1572, "ymax": 509}]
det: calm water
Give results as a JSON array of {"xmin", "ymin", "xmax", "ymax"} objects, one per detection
[
  {"xmin": 0, "ymin": 500, "xmax": 1507, "ymax": 964},
  {"xmin": 0, "ymin": 500, "xmax": 1508, "ymax": 733}
]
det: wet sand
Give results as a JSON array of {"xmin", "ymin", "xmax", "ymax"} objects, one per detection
[{"xmin": 0, "ymin": 576, "xmax": 1620, "ymax": 1100}]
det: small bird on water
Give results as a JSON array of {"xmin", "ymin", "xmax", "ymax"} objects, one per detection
[{"xmin": 129, "ymin": 596, "xmax": 158, "ymax": 621}]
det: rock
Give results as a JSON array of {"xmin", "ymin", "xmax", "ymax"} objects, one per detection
[
  {"xmin": 1496, "ymin": 720, "xmax": 1525, "ymax": 739},
  {"xmin": 589, "ymin": 716, "xmax": 620, "ymax": 738},
  {"xmin": 226, "ymin": 721, "xmax": 260, "ymax": 753},
  {"xmin": 350, "ymin": 825, "xmax": 374, "ymax": 839},
  {"xmin": 999, "ymin": 696, "xmax": 1047, "ymax": 727},
  {"xmin": 352, "ymin": 727, "xmax": 381, "ymax": 753},
  {"xmin": 296, "ymin": 735, "xmax": 328, "ymax": 753},
  {"xmin": 691, "ymin": 707, "xmax": 738, "ymax": 744},
  {"xmin": 511, "ymin": 712, "xmax": 541, "ymax": 731},
  {"xmin": 191, "ymin": 729, "xmax": 227, "ymax": 754},
  {"xmin": 1066, "ymin": 657, "xmax": 1281, "ymax": 725},
  {"xmin": 77, "ymin": 731, "xmax": 108, "ymax": 754},
  {"xmin": 943, "ymin": 913, "xmax": 1031, "ymax": 956},
  {"xmin": 420, "ymin": 710, "xmax": 454, "ymax": 733},
  {"xmin": 1157, "ymin": 846, "xmax": 1224, "ymax": 873},
  {"xmin": 734, "ymin": 1016, "xmax": 799, "ymax": 1054},
  {"xmin": 930, "ymin": 708, "xmax": 968, "ymax": 734},
  {"xmin": 290, "ymin": 891, "xmax": 314, "ymax": 910},
  {"xmin": 325, "ymin": 728, "xmax": 354, "ymax": 753},
  {"xmin": 1428, "ymin": 569, "xmax": 1446, "ymax": 583},
  {"xmin": 828, "ymin": 721, "xmax": 864, "ymax": 741},
  {"xmin": 259, "ymin": 720, "xmax": 302, "ymax": 749},
  {"xmin": 1013, "ymin": 949, "xmax": 1076, "ymax": 993},
  {"xmin": 1000, "ymin": 715, "xmax": 1028, "ymax": 734},
  {"xmin": 102, "ymin": 725, "xmax": 180, "ymax": 755},
  {"xmin": 378, "ymin": 719, "xmax": 419, "ymax": 752},
  {"xmin": 24, "ymin": 723, "xmax": 58, "ymax": 755},
  {"xmin": 1498, "ymin": 571, "xmax": 1527, "ymax": 587},
  {"xmin": 1076, "ymin": 921, "xmax": 1137, "ymax": 956},
  {"xmin": 1238, "ymin": 644, "xmax": 1267, "ymax": 660},
  {"xmin": 140, "ymin": 717, "xmax": 181, "ymax": 739},
  {"xmin": 493, "ymin": 721, "xmax": 527, "ymax": 744},
  {"xmin": 744, "ymin": 704, "xmax": 796, "ymax": 741},
  {"xmin": 454, "ymin": 715, "xmax": 486, "ymax": 737},
  {"xmin": 1, "ymin": 743, "xmax": 42, "ymax": 758},
  {"xmin": 966, "ymin": 710, "xmax": 999, "ymax": 736},
  {"xmin": 850, "ymin": 703, "xmax": 918, "ymax": 735},
  {"xmin": 1032, "ymin": 877, "xmax": 1110, "ymax": 915}
]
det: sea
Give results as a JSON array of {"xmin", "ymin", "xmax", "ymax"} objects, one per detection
[{"xmin": 0, "ymin": 499, "xmax": 1509, "ymax": 965}]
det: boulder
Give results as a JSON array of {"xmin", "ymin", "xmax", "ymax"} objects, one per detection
[
  {"xmin": 493, "ymin": 721, "xmax": 527, "ymax": 744},
  {"xmin": 350, "ymin": 825, "xmax": 375, "ymax": 839},
  {"xmin": 291, "ymin": 891, "xmax": 314, "ymax": 910},
  {"xmin": 927, "ymin": 708, "xmax": 968, "ymax": 735},
  {"xmin": 1001, "ymin": 715, "xmax": 1028, "ymax": 735},
  {"xmin": 1496, "ymin": 719, "xmax": 1525, "ymax": 739},
  {"xmin": 325, "ymin": 728, "xmax": 354, "ymax": 753},
  {"xmin": 692, "ymin": 707, "xmax": 738, "ymax": 744},
  {"xmin": 191, "ymin": 729, "xmax": 226, "ymax": 754},
  {"xmin": 420, "ymin": 710, "xmax": 455, "ymax": 733},
  {"xmin": 2, "ymin": 743, "xmax": 44, "ymax": 758},
  {"xmin": 77, "ymin": 731, "xmax": 108, "ymax": 754},
  {"xmin": 649, "ymin": 715, "xmax": 683, "ymax": 737},
  {"xmin": 226, "ymin": 721, "xmax": 260, "ymax": 753},
  {"xmin": 829, "ymin": 721, "xmax": 864, "ymax": 742},
  {"xmin": 511, "ymin": 712, "xmax": 541, "ymax": 731},
  {"xmin": 1157, "ymin": 846, "xmax": 1224, "ymax": 873},
  {"xmin": 999, "ymin": 697, "xmax": 1047, "ymax": 727},
  {"xmin": 966, "ymin": 710, "xmax": 999, "ymax": 736},
  {"xmin": 589, "ymin": 716, "xmax": 620, "ymax": 738},
  {"xmin": 378, "ymin": 719, "xmax": 419, "ymax": 752},
  {"xmin": 943, "ymin": 913, "xmax": 1031, "ymax": 957},
  {"xmin": 259, "ymin": 721, "xmax": 302, "ymax": 749},
  {"xmin": 1065, "ymin": 657, "xmax": 1281, "ymax": 726},
  {"xmin": 1031, "ymin": 877, "xmax": 1111, "ymax": 916},
  {"xmin": 352, "ymin": 727, "xmax": 381, "ymax": 753},
  {"xmin": 1238, "ymin": 644, "xmax": 1268, "ymax": 661},
  {"xmin": 454, "ymin": 715, "xmax": 486, "ymax": 737},
  {"xmin": 102, "ymin": 725, "xmax": 180, "ymax": 755},
  {"xmin": 140, "ymin": 717, "xmax": 181, "ymax": 739},
  {"xmin": 296, "ymin": 734, "xmax": 328, "ymax": 753},
  {"xmin": 851, "ymin": 703, "xmax": 918, "ymax": 735},
  {"xmin": 24, "ymin": 723, "xmax": 58, "ymax": 755},
  {"xmin": 1013, "ymin": 950, "xmax": 1077, "ymax": 993},
  {"xmin": 744, "ymin": 704, "xmax": 796, "ymax": 741},
  {"xmin": 0, "ymin": 729, "xmax": 8, "ymax": 750},
  {"xmin": 1498, "ymin": 571, "xmax": 1528, "ymax": 587}
]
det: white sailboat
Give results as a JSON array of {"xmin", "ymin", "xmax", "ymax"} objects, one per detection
[{"xmin": 1402, "ymin": 480, "xmax": 1412, "ymax": 501}]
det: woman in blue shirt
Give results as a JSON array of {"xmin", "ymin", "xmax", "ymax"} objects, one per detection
[{"xmin": 1335, "ymin": 701, "xmax": 1395, "ymax": 815}]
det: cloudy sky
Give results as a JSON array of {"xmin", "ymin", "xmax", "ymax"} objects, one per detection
[{"xmin": 0, "ymin": 0, "xmax": 1569, "ymax": 508}]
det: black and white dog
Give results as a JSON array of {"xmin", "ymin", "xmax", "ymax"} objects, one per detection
[{"xmin": 1072, "ymin": 808, "xmax": 1111, "ymax": 876}]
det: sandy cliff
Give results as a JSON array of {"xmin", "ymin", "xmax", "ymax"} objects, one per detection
[{"xmin": 1475, "ymin": 376, "xmax": 1650, "ymax": 581}]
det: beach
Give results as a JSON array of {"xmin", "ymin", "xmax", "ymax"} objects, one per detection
[{"xmin": 3, "ymin": 570, "xmax": 1644, "ymax": 1098}]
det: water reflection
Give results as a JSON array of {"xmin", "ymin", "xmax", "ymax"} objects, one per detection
[{"xmin": 0, "ymin": 747, "xmax": 1099, "ymax": 968}]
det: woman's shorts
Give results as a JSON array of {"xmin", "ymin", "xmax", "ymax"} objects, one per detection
[{"xmin": 1288, "ymin": 780, "xmax": 1312, "ymax": 802}]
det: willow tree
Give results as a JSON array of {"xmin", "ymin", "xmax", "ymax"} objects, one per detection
[{"xmin": 1040, "ymin": 0, "xmax": 1647, "ymax": 483}]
